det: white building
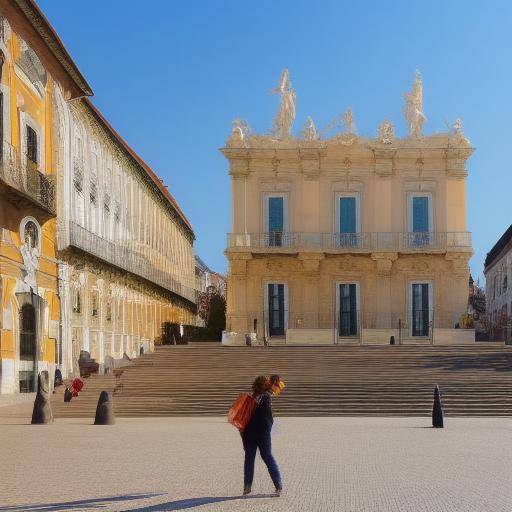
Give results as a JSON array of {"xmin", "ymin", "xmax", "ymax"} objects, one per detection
[{"xmin": 484, "ymin": 224, "xmax": 512, "ymax": 343}]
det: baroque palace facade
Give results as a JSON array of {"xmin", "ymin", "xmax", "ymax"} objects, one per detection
[
  {"xmin": 0, "ymin": 1, "xmax": 196, "ymax": 394},
  {"xmin": 222, "ymin": 70, "xmax": 474, "ymax": 345}
]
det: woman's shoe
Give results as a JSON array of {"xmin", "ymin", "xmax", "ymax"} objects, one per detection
[
  {"xmin": 243, "ymin": 485, "xmax": 252, "ymax": 496},
  {"xmin": 274, "ymin": 486, "xmax": 282, "ymax": 497}
]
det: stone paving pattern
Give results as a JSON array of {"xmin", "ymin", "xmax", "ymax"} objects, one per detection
[{"xmin": 0, "ymin": 417, "xmax": 511, "ymax": 511}]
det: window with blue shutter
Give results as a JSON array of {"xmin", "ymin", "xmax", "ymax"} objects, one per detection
[
  {"xmin": 412, "ymin": 196, "xmax": 429, "ymax": 233},
  {"xmin": 340, "ymin": 197, "xmax": 356, "ymax": 233},
  {"xmin": 268, "ymin": 196, "xmax": 284, "ymax": 247}
]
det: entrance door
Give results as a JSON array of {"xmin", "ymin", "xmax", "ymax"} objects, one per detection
[
  {"xmin": 339, "ymin": 284, "xmax": 358, "ymax": 337},
  {"xmin": 268, "ymin": 284, "xmax": 285, "ymax": 336},
  {"xmin": 19, "ymin": 303, "xmax": 37, "ymax": 392},
  {"xmin": 411, "ymin": 283, "xmax": 430, "ymax": 336}
]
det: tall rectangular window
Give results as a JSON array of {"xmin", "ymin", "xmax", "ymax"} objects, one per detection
[
  {"xmin": 340, "ymin": 197, "xmax": 356, "ymax": 233},
  {"xmin": 268, "ymin": 283, "xmax": 285, "ymax": 336},
  {"xmin": 26, "ymin": 125, "xmax": 38, "ymax": 168},
  {"xmin": 268, "ymin": 196, "xmax": 284, "ymax": 247},
  {"xmin": 411, "ymin": 283, "xmax": 430, "ymax": 337},
  {"xmin": 339, "ymin": 283, "xmax": 358, "ymax": 337},
  {"xmin": 338, "ymin": 195, "xmax": 358, "ymax": 247},
  {"xmin": 412, "ymin": 196, "xmax": 429, "ymax": 232}
]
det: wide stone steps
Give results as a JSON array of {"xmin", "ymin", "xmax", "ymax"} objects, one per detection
[{"xmin": 52, "ymin": 344, "xmax": 512, "ymax": 418}]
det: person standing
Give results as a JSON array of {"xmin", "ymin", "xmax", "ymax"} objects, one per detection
[{"xmin": 242, "ymin": 376, "xmax": 283, "ymax": 496}]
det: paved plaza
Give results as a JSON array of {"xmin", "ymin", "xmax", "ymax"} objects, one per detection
[{"xmin": 0, "ymin": 412, "xmax": 511, "ymax": 512}]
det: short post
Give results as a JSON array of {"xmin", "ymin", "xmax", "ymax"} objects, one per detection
[
  {"xmin": 94, "ymin": 391, "xmax": 116, "ymax": 425},
  {"xmin": 432, "ymin": 384, "xmax": 444, "ymax": 428},
  {"xmin": 31, "ymin": 371, "xmax": 53, "ymax": 424}
]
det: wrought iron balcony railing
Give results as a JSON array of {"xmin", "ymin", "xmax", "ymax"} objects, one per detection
[
  {"xmin": 69, "ymin": 221, "xmax": 196, "ymax": 304},
  {"xmin": 0, "ymin": 142, "xmax": 55, "ymax": 214},
  {"xmin": 227, "ymin": 231, "xmax": 472, "ymax": 253}
]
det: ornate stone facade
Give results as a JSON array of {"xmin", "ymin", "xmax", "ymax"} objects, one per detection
[{"xmin": 222, "ymin": 70, "xmax": 474, "ymax": 345}]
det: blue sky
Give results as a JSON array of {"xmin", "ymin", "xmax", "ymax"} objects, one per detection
[{"xmin": 38, "ymin": 0, "xmax": 512, "ymax": 280}]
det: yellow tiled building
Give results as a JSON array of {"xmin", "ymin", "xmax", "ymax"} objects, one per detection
[{"xmin": 0, "ymin": 2, "xmax": 91, "ymax": 393}]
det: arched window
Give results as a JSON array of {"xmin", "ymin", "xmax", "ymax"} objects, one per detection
[{"xmin": 20, "ymin": 217, "xmax": 41, "ymax": 252}]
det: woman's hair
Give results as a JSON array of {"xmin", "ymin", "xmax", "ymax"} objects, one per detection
[
  {"xmin": 270, "ymin": 374, "xmax": 281, "ymax": 384},
  {"xmin": 252, "ymin": 375, "xmax": 270, "ymax": 395}
]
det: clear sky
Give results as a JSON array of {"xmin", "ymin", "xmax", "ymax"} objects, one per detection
[{"xmin": 38, "ymin": 0, "xmax": 512, "ymax": 281}]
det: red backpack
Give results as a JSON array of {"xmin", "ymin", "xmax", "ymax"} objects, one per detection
[{"xmin": 228, "ymin": 393, "xmax": 258, "ymax": 432}]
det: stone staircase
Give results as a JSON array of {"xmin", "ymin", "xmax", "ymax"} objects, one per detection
[{"xmin": 52, "ymin": 343, "xmax": 512, "ymax": 418}]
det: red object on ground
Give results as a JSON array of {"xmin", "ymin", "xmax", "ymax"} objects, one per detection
[{"xmin": 228, "ymin": 393, "xmax": 258, "ymax": 432}]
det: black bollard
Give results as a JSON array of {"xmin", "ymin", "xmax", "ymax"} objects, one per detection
[
  {"xmin": 390, "ymin": 336, "xmax": 396, "ymax": 345},
  {"xmin": 94, "ymin": 390, "xmax": 115, "ymax": 425},
  {"xmin": 432, "ymin": 384, "xmax": 444, "ymax": 428},
  {"xmin": 31, "ymin": 371, "xmax": 53, "ymax": 424}
]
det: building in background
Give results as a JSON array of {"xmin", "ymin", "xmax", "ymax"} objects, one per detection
[
  {"xmin": 56, "ymin": 99, "xmax": 196, "ymax": 376},
  {"xmin": 222, "ymin": 70, "xmax": 474, "ymax": 345},
  {"xmin": 0, "ymin": 1, "xmax": 91, "ymax": 393},
  {"xmin": 484, "ymin": 224, "xmax": 512, "ymax": 343},
  {"xmin": 195, "ymin": 255, "xmax": 226, "ymax": 297}
]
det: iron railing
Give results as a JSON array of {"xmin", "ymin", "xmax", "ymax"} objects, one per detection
[
  {"xmin": 69, "ymin": 221, "xmax": 196, "ymax": 303},
  {"xmin": 227, "ymin": 231, "xmax": 472, "ymax": 252},
  {"xmin": 0, "ymin": 141, "xmax": 55, "ymax": 214}
]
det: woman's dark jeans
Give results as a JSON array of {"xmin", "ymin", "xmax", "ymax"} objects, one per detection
[{"xmin": 242, "ymin": 431, "xmax": 282, "ymax": 489}]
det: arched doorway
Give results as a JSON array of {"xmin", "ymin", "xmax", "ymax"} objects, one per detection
[{"xmin": 19, "ymin": 303, "xmax": 37, "ymax": 392}]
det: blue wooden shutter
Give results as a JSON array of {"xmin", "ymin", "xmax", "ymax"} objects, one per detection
[
  {"xmin": 268, "ymin": 197, "xmax": 284, "ymax": 232},
  {"xmin": 340, "ymin": 197, "xmax": 356, "ymax": 233},
  {"xmin": 412, "ymin": 196, "xmax": 429, "ymax": 232}
]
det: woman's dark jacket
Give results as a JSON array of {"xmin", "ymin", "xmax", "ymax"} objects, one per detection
[{"xmin": 243, "ymin": 392, "xmax": 273, "ymax": 440}]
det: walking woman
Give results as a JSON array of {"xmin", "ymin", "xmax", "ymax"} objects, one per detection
[{"xmin": 242, "ymin": 375, "xmax": 283, "ymax": 496}]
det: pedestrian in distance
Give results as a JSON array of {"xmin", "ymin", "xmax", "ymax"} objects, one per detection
[{"xmin": 241, "ymin": 375, "xmax": 283, "ymax": 497}]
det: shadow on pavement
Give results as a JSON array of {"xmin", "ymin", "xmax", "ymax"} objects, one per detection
[
  {"xmin": 0, "ymin": 493, "xmax": 165, "ymax": 511},
  {"xmin": 123, "ymin": 494, "xmax": 277, "ymax": 511}
]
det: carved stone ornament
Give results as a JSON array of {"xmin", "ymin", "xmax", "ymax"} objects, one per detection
[
  {"xmin": 20, "ymin": 243, "xmax": 40, "ymax": 291},
  {"xmin": 377, "ymin": 119, "xmax": 395, "ymax": 144},
  {"xmin": 403, "ymin": 70, "xmax": 426, "ymax": 138},
  {"xmin": 450, "ymin": 117, "xmax": 470, "ymax": 146},
  {"xmin": 227, "ymin": 119, "xmax": 251, "ymax": 148},
  {"xmin": 343, "ymin": 157, "xmax": 352, "ymax": 170}
]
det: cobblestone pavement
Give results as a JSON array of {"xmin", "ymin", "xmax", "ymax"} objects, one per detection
[{"xmin": 0, "ymin": 416, "xmax": 511, "ymax": 511}]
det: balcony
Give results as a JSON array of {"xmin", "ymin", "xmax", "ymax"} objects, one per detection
[
  {"xmin": 69, "ymin": 221, "xmax": 196, "ymax": 304},
  {"xmin": 226, "ymin": 231, "xmax": 472, "ymax": 254},
  {"xmin": 0, "ymin": 142, "xmax": 55, "ymax": 216}
]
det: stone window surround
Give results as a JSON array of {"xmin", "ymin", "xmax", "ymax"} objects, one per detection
[
  {"xmin": 406, "ymin": 191, "xmax": 435, "ymax": 233},
  {"xmin": 334, "ymin": 192, "xmax": 361, "ymax": 234},
  {"xmin": 261, "ymin": 192, "xmax": 289, "ymax": 234}
]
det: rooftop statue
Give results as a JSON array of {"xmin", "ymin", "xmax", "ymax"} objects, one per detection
[
  {"xmin": 377, "ymin": 119, "xmax": 395, "ymax": 144},
  {"xmin": 343, "ymin": 107, "xmax": 356, "ymax": 134},
  {"xmin": 450, "ymin": 117, "xmax": 470, "ymax": 145},
  {"xmin": 403, "ymin": 70, "xmax": 426, "ymax": 138},
  {"xmin": 302, "ymin": 116, "xmax": 318, "ymax": 141},
  {"xmin": 270, "ymin": 69, "xmax": 296, "ymax": 139}
]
